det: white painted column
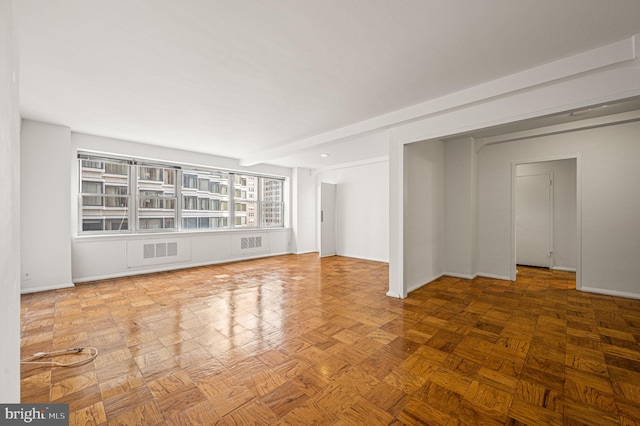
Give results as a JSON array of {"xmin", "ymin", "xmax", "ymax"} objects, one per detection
[
  {"xmin": 388, "ymin": 137, "xmax": 405, "ymax": 298},
  {"xmin": 21, "ymin": 120, "xmax": 74, "ymax": 293}
]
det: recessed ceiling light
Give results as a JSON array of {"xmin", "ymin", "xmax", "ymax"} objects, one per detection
[
  {"xmin": 569, "ymin": 104, "xmax": 609, "ymax": 117},
  {"xmin": 320, "ymin": 153, "xmax": 330, "ymax": 157},
  {"xmin": 569, "ymin": 109, "xmax": 591, "ymax": 117}
]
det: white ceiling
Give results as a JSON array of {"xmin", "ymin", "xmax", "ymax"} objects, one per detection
[{"xmin": 18, "ymin": 0, "xmax": 640, "ymax": 169}]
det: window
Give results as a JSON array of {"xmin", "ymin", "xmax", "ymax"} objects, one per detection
[
  {"xmin": 198, "ymin": 198, "xmax": 209, "ymax": 210},
  {"xmin": 180, "ymin": 169, "xmax": 230, "ymax": 230},
  {"xmin": 78, "ymin": 153, "xmax": 284, "ymax": 234},
  {"xmin": 105, "ymin": 185, "xmax": 128, "ymax": 208},
  {"xmin": 81, "ymin": 181, "xmax": 103, "ymax": 206},
  {"xmin": 139, "ymin": 217, "xmax": 174, "ymax": 230},
  {"xmin": 139, "ymin": 166, "xmax": 164, "ymax": 182},
  {"xmin": 261, "ymin": 178, "xmax": 284, "ymax": 227},
  {"xmin": 105, "ymin": 162, "xmax": 128, "ymax": 175},
  {"xmin": 182, "ymin": 173, "xmax": 197, "ymax": 189},
  {"xmin": 82, "ymin": 218, "xmax": 104, "ymax": 231},
  {"xmin": 233, "ymin": 174, "xmax": 258, "ymax": 228},
  {"xmin": 137, "ymin": 164, "xmax": 177, "ymax": 231},
  {"xmin": 106, "ymin": 218, "xmax": 128, "ymax": 231},
  {"xmin": 82, "ymin": 160, "xmax": 103, "ymax": 170},
  {"xmin": 183, "ymin": 196, "xmax": 197, "ymax": 210},
  {"xmin": 79, "ymin": 157, "xmax": 132, "ymax": 232}
]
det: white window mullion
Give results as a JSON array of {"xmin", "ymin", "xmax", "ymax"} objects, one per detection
[
  {"xmin": 132, "ymin": 162, "xmax": 139, "ymax": 233},
  {"xmin": 229, "ymin": 173, "xmax": 236, "ymax": 229},
  {"xmin": 177, "ymin": 168, "xmax": 183, "ymax": 231}
]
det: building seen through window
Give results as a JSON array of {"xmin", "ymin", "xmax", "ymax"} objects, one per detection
[{"xmin": 78, "ymin": 154, "xmax": 285, "ymax": 233}]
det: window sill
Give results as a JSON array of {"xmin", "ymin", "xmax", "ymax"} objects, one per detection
[{"xmin": 73, "ymin": 227, "xmax": 290, "ymax": 242}]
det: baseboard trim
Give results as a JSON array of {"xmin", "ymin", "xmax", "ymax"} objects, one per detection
[
  {"xmin": 443, "ymin": 272, "xmax": 477, "ymax": 280},
  {"xmin": 294, "ymin": 250, "xmax": 318, "ymax": 255},
  {"xmin": 336, "ymin": 254, "xmax": 389, "ymax": 264},
  {"xmin": 21, "ymin": 282, "xmax": 75, "ymax": 294},
  {"xmin": 476, "ymin": 273, "xmax": 512, "ymax": 281},
  {"xmin": 580, "ymin": 286, "xmax": 640, "ymax": 300},
  {"xmin": 551, "ymin": 266, "xmax": 577, "ymax": 272},
  {"xmin": 386, "ymin": 290, "xmax": 404, "ymax": 299}
]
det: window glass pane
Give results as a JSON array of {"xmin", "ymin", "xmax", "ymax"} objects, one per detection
[
  {"xmin": 233, "ymin": 175, "xmax": 258, "ymax": 228},
  {"xmin": 139, "ymin": 218, "xmax": 162, "ymax": 230},
  {"xmin": 82, "ymin": 181, "xmax": 102, "ymax": 194},
  {"xmin": 79, "ymin": 154, "xmax": 285, "ymax": 234},
  {"xmin": 137, "ymin": 164, "xmax": 177, "ymax": 231},
  {"xmin": 139, "ymin": 166, "xmax": 164, "ymax": 182},
  {"xmin": 182, "ymin": 169, "xmax": 230, "ymax": 230},
  {"xmin": 105, "ymin": 218, "xmax": 128, "ymax": 231},
  {"xmin": 262, "ymin": 178, "xmax": 283, "ymax": 202},
  {"xmin": 259, "ymin": 178, "xmax": 284, "ymax": 227},
  {"xmin": 104, "ymin": 185, "xmax": 128, "ymax": 208},
  {"xmin": 105, "ymin": 162, "xmax": 128, "ymax": 175},
  {"xmin": 183, "ymin": 196, "xmax": 197, "ymax": 210},
  {"xmin": 82, "ymin": 160, "xmax": 103, "ymax": 169},
  {"xmin": 261, "ymin": 202, "xmax": 284, "ymax": 227},
  {"xmin": 82, "ymin": 194, "xmax": 103, "ymax": 207},
  {"xmin": 80, "ymin": 158, "xmax": 131, "ymax": 232},
  {"xmin": 81, "ymin": 182, "xmax": 103, "ymax": 206},
  {"xmin": 182, "ymin": 217, "xmax": 197, "ymax": 229},
  {"xmin": 82, "ymin": 219, "xmax": 104, "ymax": 231},
  {"xmin": 182, "ymin": 173, "xmax": 197, "ymax": 189}
]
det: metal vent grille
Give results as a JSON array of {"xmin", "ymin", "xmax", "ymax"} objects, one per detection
[
  {"xmin": 167, "ymin": 242, "xmax": 178, "ymax": 256},
  {"xmin": 143, "ymin": 242, "xmax": 178, "ymax": 259},
  {"xmin": 240, "ymin": 236, "xmax": 262, "ymax": 250},
  {"xmin": 143, "ymin": 244, "xmax": 155, "ymax": 259}
]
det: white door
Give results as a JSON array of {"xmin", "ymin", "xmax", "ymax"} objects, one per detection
[
  {"xmin": 319, "ymin": 182, "xmax": 336, "ymax": 257},
  {"xmin": 516, "ymin": 174, "xmax": 552, "ymax": 267}
]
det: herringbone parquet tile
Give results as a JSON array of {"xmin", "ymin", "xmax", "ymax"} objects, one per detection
[{"xmin": 20, "ymin": 255, "xmax": 640, "ymax": 425}]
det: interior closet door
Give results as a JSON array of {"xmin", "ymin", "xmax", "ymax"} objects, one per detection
[
  {"xmin": 516, "ymin": 174, "xmax": 552, "ymax": 267},
  {"xmin": 319, "ymin": 182, "xmax": 336, "ymax": 257}
]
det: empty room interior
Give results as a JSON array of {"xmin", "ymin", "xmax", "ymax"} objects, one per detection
[{"xmin": 3, "ymin": 1, "xmax": 640, "ymax": 424}]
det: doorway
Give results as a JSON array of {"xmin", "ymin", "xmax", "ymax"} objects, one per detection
[{"xmin": 511, "ymin": 158, "xmax": 579, "ymax": 287}]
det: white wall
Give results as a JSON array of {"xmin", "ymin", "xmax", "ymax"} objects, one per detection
[
  {"xmin": 21, "ymin": 120, "xmax": 74, "ymax": 293},
  {"xmin": 315, "ymin": 160, "xmax": 389, "ymax": 262},
  {"xmin": 0, "ymin": 0, "xmax": 20, "ymax": 402},
  {"xmin": 291, "ymin": 167, "xmax": 316, "ymax": 254},
  {"xmin": 443, "ymin": 137, "xmax": 477, "ymax": 278},
  {"xmin": 17, "ymin": 126, "xmax": 294, "ymax": 284},
  {"xmin": 517, "ymin": 159, "xmax": 576, "ymax": 271},
  {"xmin": 389, "ymin": 36, "xmax": 640, "ymax": 298},
  {"xmin": 478, "ymin": 121, "xmax": 640, "ymax": 297},
  {"xmin": 67, "ymin": 131, "xmax": 293, "ymax": 282},
  {"xmin": 404, "ymin": 140, "xmax": 444, "ymax": 291}
]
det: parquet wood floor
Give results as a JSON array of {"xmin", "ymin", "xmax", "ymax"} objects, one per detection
[{"xmin": 20, "ymin": 254, "xmax": 640, "ymax": 425}]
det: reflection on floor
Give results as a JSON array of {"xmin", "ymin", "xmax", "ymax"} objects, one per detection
[{"xmin": 20, "ymin": 254, "xmax": 640, "ymax": 425}]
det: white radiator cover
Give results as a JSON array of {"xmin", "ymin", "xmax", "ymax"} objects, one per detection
[{"xmin": 72, "ymin": 229, "xmax": 291, "ymax": 282}]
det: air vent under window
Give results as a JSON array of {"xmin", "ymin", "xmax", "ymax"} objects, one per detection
[
  {"xmin": 240, "ymin": 236, "xmax": 263, "ymax": 250},
  {"xmin": 143, "ymin": 242, "xmax": 178, "ymax": 259}
]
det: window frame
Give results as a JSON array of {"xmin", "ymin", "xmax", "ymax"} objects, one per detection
[{"xmin": 78, "ymin": 152, "xmax": 286, "ymax": 235}]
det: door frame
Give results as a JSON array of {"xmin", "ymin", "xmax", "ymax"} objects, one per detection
[{"xmin": 510, "ymin": 155, "xmax": 581, "ymax": 289}]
